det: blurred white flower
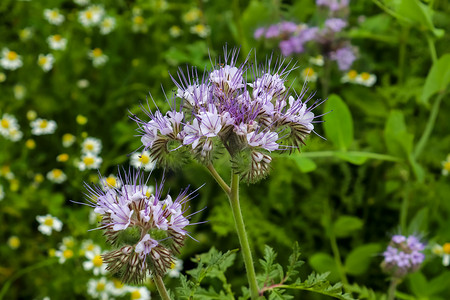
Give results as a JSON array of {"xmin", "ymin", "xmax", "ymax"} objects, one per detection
[
  {"xmin": 88, "ymin": 48, "xmax": 108, "ymax": 67},
  {"xmin": 44, "ymin": 8, "xmax": 65, "ymax": 25},
  {"xmin": 100, "ymin": 16, "xmax": 116, "ymax": 35},
  {"xmin": 0, "ymin": 48, "xmax": 23, "ymax": 70},
  {"xmin": 47, "ymin": 34, "xmax": 67, "ymax": 50},
  {"xmin": 37, "ymin": 54, "xmax": 55, "ymax": 72},
  {"xmin": 130, "ymin": 151, "xmax": 155, "ymax": 171},
  {"xmin": 47, "ymin": 169, "xmax": 67, "ymax": 184},
  {"xmin": 30, "ymin": 118, "xmax": 57, "ymax": 135},
  {"xmin": 36, "ymin": 214, "xmax": 63, "ymax": 235}
]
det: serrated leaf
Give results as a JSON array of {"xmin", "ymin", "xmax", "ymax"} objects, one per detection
[
  {"xmin": 333, "ymin": 215, "xmax": 364, "ymax": 238},
  {"xmin": 344, "ymin": 244, "xmax": 382, "ymax": 276},
  {"xmin": 421, "ymin": 54, "xmax": 450, "ymax": 104},
  {"xmin": 323, "ymin": 94, "xmax": 354, "ymax": 151}
]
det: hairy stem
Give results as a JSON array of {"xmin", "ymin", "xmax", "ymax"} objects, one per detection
[
  {"xmin": 206, "ymin": 164, "xmax": 231, "ymax": 195},
  {"xmin": 387, "ymin": 277, "xmax": 401, "ymax": 300},
  {"xmin": 229, "ymin": 172, "xmax": 259, "ymax": 299},
  {"xmin": 154, "ymin": 274, "xmax": 171, "ymax": 300}
]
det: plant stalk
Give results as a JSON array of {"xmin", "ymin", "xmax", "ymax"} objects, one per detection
[
  {"xmin": 387, "ymin": 277, "xmax": 401, "ymax": 300},
  {"xmin": 206, "ymin": 164, "xmax": 231, "ymax": 195},
  {"xmin": 154, "ymin": 274, "xmax": 172, "ymax": 300},
  {"xmin": 228, "ymin": 172, "xmax": 259, "ymax": 300}
]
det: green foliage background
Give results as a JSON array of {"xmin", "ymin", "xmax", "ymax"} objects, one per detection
[{"xmin": 1, "ymin": 0, "xmax": 450, "ymax": 299}]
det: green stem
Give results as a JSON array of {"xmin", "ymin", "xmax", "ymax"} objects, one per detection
[
  {"xmin": 294, "ymin": 151, "xmax": 402, "ymax": 162},
  {"xmin": 0, "ymin": 259, "xmax": 57, "ymax": 300},
  {"xmin": 206, "ymin": 164, "xmax": 231, "ymax": 195},
  {"xmin": 399, "ymin": 183, "xmax": 410, "ymax": 232},
  {"xmin": 154, "ymin": 274, "xmax": 171, "ymax": 300},
  {"xmin": 232, "ymin": 0, "xmax": 249, "ymax": 54},
  {"xmin": 413, "ymin": 92, "xmax": 445, "ymax": 159},
  {"xmin": 329, "ymin": 227, "xmax": 350, "ymax": 288},
  {"xmin": 321, "ymin": 57, "xmax": 331, "ymax": 99},
  {"xmin": 228, "ymin": 173, "xmax": 259, "ymax": 300},
  {"xmin": 426, "ymin": 34, "xmax": 438, "ymax": 64},
  {"xmin": 387, "ymin": 277, "xmax": 401, "ymax": 300}
]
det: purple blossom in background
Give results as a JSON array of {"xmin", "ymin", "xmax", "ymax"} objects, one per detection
[
  {"xmin": 381, "ymin": 234, "xmax": 425, "ymax": 278},
  {"xmin": 330, "ymin": 46, "xmax": 356, "ymax": 71},
  {"xmin": 325, "ymin": 18, "xmax": 347, "ymax": 32},
  {"xmin": 316, "ymin": 0, "xmax": 349, "ymax": 11},
  {"xmin": 133, "ymin": 47, "xmax": 322, "ymax": 182}
]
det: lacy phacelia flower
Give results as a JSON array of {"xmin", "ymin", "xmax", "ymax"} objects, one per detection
[
  {"xmin": 37, "ymin": 54, "xmax": 55, "ymax": 72},
  {"xmin": 381, "ymin": 234, "xmax": 425, "ymax": 278},
  {"xmin": 1, "ymin": 48, "xmax": 23, "ymax": 70},
  {"xmin": 82, "ymin": 169, "xmax": 201, "ymax": 283},
  {"xmin": 30, "ymin": 118, "xmax": 57, "ymax": 135},
  {"xmin": 47, "ymin": 34, "xmax": 67, "ymax": 50},
  {"xmin": 44, "ymin": 8, "xmax": 65, "ymax": 25},
  {"xmin": 134, "ymin": 48, "xmax": 320, "ymax": 182},
  {"xmin": 36, "ymin": 214, "xmax": 63, "ymax": 235}
]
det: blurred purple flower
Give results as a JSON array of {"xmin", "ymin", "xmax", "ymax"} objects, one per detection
[
  {"xmin": 330, "ymin": 46, "xmax": 356, "ymax": 71},
  {"xmin": 325, "ymin": 18, "xmax": 347, "ymax": 32}
]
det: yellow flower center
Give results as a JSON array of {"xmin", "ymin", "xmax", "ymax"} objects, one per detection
[
  {"xmin": 76, "ymin": 115, "xmax": 88, "ymax": 125},
  {"xmin": 44, "ymin": 217, "xmax": 54, "ymax": 226},
  {"xmin": 93, "ymin": 254, "xmax": 103, "ymax": 267},
  {"xmin": 87, "ymin": 244, "xmax": 95, "ymax": 251},
  {"xmin": 303, "ymin": 67, "xmax": 314, "ymax": 77},
  {"xmin": 52, "ymin": 169, "xmax": 63, "ymax": 178},
  {"xmin": 134, "ymin": 16, "xmax": 144, "ymax": 25},
  {"xmin": 92, "ymin": 48, "xmax": 103, "ymax": 57},
  {"xmin": 139, "ymin": 155, "xmax": 150, "ymax": 164},
  {"xmin": 1, "ymin": 119, "xmax": 9, "ymax": 128},
  {"xmin": 51, "ymin": 11, "xmax": 59, "ymax": 19},
  {"xmin": 348, "ymin": 70, "xmax": 357, "ymax": 79},
  {"xmin": 57, "ymin": 154, "xmax": 69, "ymax": 162},
  {"xmin": 112, "ymin": 279, "xmax": 124, "ymax": 289},
  {"xmin": 7, "ymin": 51, "xmax": 18, "ymax": 61},
  {"xmin": 86, "ymin": 144, "xmax": 94, "ymax": 151},
  {"xmin": 53, "ymin": 34, "xmax": 62, "ymax": 41},
  {"xmin": 194, "ymin": 24, "xmax": 205, "ymax": 33},
  {"xmin": 170, "ymin": 262, "xmax": 176, "ymax": 269},
  {"xmin": 35, "ymin": 174, "xmax": 44, "ymax": 183},
  {"xmin": 63, "ymin": 249, "xmax": 74, "ymax": 259},
  {"xmin": 444, "ymin": 243, "xmax": 450, "ymax": 254},
  {"xmin": 26, "ymin": 139, "xmax": 36, "ymax": 149},
  {"xmin": 96, "ymin": 282, "xmax": 106, "ymax": 292},
  {"xmin": 83, "ymin": 157, "xmax": 95, "ymax": 166},
  {"xmin": 85, "ymin": 11, "xmax": 93, "ymax": 20},
  {"xmin": 8, "ymin": 236, "xmax": 20, "ymax": 248},
  {"xmin": 131, "ymin": 290, "xmax": 141, "ymax": 299},
  {"xmin": 361, "ymin": 72, "xmax": 371, "ymax": 80},
  {"xmin": 444, "ymin": 161, "xmax": 450, "ymax": 172},
  {"xmin": 38, "ymin": 56, "xmax": 48, "ymax": 66},
  {"xmin": 63, "ymin": 134, "xmax": 74, "ymax": 142},
  {"xmin": 39, "ymin": 120, "xmax": 48, "ymax": 128},
  {"xmin": 106, "ymin": 176, "xmax": 116, "ymax": 187}
]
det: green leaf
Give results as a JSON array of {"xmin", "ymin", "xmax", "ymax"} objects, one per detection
[
  {"xmin": 383, "ymin": 110, "xmax": 414, "ymax": 158},
  {"xmin": 344, "ymin": 244, "xmax": 382, "ymax": 276},
  {"xmin": 291, "ymin": 155, "xmax": 317, "ymax": 173},
  {"xmin": 334, "ymin": 152, "xmax": 368, "ymax": 165},
  {"xmin": 407, "ymin": 207, "xmax": 429, "ymax": 235},
  {"xmin": 421, "ymin": 53, "xmax": 450, "ymax": 104},
  {"xmin": 323, "ymin": 94, "xmax": 354, "ymax": 151},
  {"xmin": 333, "ymin": 216, "xmax": 364, "ymax": 238},
  {"xmin": 408, "ymin": 272, "xmax": 429, "ymax": 297},
  {"xmin": 309, "ymin": 253, "xmax": 340, "ymax": 282},
  {"xmin": 427, "ymin": 271, "xmax": 450, "ymax": 295},
  {"xmin": 397, "ymin": 0, "xmax": 443, "ymax": 37}
]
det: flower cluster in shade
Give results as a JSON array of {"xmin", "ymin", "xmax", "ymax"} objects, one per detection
[
  {"xmin": 254, "ymin": 1, "xmax": 356, "ymax": 71},
  {"xmin": 381, "ymin": 234, "xmax": 425, "ymax": 278},
  {"xmin": 82, "ymin": 169, "xmax": 200, "ymax": 284},
  {"xmin": 133, "ymin": 48, "xmax": 321, "ymax": 183}
]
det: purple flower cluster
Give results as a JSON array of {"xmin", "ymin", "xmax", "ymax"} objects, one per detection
[
  {"xmin": 254, "ymin": 1, "xmax": 356, "ymax": 70},
  {"xmin": 133, "ymin": 48, "xmax": 321, "ymax": 183},
  {"xmin": 83, "ymin": 169, "xmax": 200, "ymax": 283},
  {"xmin": 381, "ymin": 234, "xmax": 425, "ymax": 278}
]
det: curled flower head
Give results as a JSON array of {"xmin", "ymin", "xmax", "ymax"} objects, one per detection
[
  {"xmin": 82, "ymin": 168, "xmax": 202, "ymax": 283},
  {"xmin": 381, "ymin": 234, "xmax": 425, "ymax": 278},
  {"xmin": 133, "ymin": 47, "xmax": 322, "ymax": 183}
]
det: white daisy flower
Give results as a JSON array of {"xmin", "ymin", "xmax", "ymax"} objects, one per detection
[
  {"xmin": 81, "ymin": 137, "xmax": 102, "ymax": 154},
  {"xmin": 127, "ymin": 286, "xmax": 151, "ymax": 300},
  {"xmin": 169, "ymin": 25, "xmax": 182, "ymax": 38},
  {"xmin": 309, "ymin": 55, "xmax": 324, "ymax": 66},
  {"xmin": 109, "ymin": 278, "xmax": 127, "ymax": 297},
  {"xmin": 356, "ymin": 72, "xmax": 377, "ymax": 87},
  {"xmin": 30, "ymin": 118, "xmax": 57, "ymax": 135},
  {"xmin": 74, "ymin": 0, "xmax": 90, "ymax": 5},
  {"xmin": 190, "ymin": 24, "xmax": 210, "ymax": 38},
  {"xmin": 19, "ymin": 27, "xmax": 33, "ymax": 42},
  {"xmin": 301, "ymin": 67, "xmax": 318, "ymax": 82},
  {"xmin": 88, "ymin": 48, "xmax": 108, "ymax": 67},
  {"xmin": 43, "ymin": 8, "xmax": 65, "ymax": 25},
  {"xmin": 0, "ymin": 165, "xmax": 14, "ymax": 180},
  {"xmin": 47, "ymin": 169, "xmax": 67, "ymax": 184},
  {"xmin": 0, "ymin": 184, "xmax": 4, "ymax": 201},
  {"xmin": 13, "ymin": 84, "xmax": 26, "ymax": 100},
  {"xmin": 62, "ymin": 133, "xmax": 76, "ymax": 147},
  {"xmin": 87, "ymin": 277, "xmax": 110, "ymax": 300},
  {"xmin": 62, "ymin": 236, "xmax": 75, "ymax": 248},
  {"xmin": 0, "ymin": 113, "xmax": 20, "ymax": 137},
  {"xmin": 78, "ymin": 5, "xmax": 105, "ymax": 27},
  {"xmin": 442, "ymin": 154, "xmax": 450, "ymax": 176},
  {"xmin": 83, "ymin": 247, "xmax": 107, "ymax": 275},
  {"xmin": 81, "ymin": 240, "xmax": 102, "ymax": 257},
  {"xmin": 88, "ymin": 210, "xmax": 101, "ymax": 225},
  {"xmin": 77, "ymin": 79, "xmax": 90, "ymax": 89},
  {"xmin": 0, "ymin": 48, "xmax": 23, "ymax": 70},
  {"xmin": 36, "ymin": 214, "xmax": 63, "ymax": 236},
  {"xmin": 167, "ymin": 258, "xmax": 183, "ymax": 278},
  {"xmin": 341, "ymin": 69, "xmax": 358, "ymax": 84},
  {"xmin": 130, "ymin": 151, "xmax": 155, "ymax": 171},
  {"xmin": 432, "ymin": 243, "xmax": 450, "ymax": 266},
  {"xmin": 77, "ymin": 153, "xmax": 102, "ymax": 171},
  {"xmin": 183, "ymin": 8, "xmax": 202, "ymax": 24},
  {"xmin": 47, "ymin": 34, "xmax": 67, "ymax": 50},
  {"xmin": 99, "ymin": 16, "xmax": 116, "ymax": 35},
  {"xmin": 37, "ymin": 54, "xmax": 55, "ymax": 72},
  {"xmin": 0, "ymin": 72, "xmax": 6, "ymax": 83},
  {"xmin": 8, "ymin": 128, "xmax": 23, "ymax": 142},
  {"xmin": 55, "ymin": 245, "xmax": 74, "ymax": 264},
  {"xmin": 132, "ymin": 14, "xmax": 147, "ymax": 33},
  {"xmin": 101, "ymin": 174, "xmax": 121, "ymax": 190}
]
